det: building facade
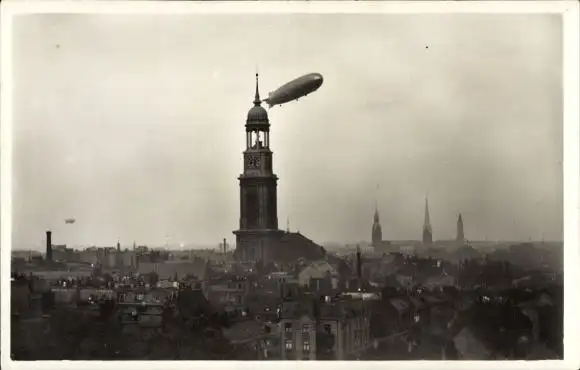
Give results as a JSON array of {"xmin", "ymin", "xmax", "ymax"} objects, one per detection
[{"xmin": 278, "ymin": 297, "xmax": 371, "ymax": 360}]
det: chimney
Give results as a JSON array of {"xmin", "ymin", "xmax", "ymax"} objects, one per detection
[
  {"xmin": 46, "ymin": 230, "xmax": 53, "ymax": 262},
  {"xmin": 356, "ymin": 244, "xmax": 362, "ymax": 279},
  {"xmin": 223, "ymin": 238, "xmax": 227, "ymax": 255}
]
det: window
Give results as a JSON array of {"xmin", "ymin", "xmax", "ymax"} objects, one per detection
[
  {"xmin": 303, "ymin": 342, "xmax": 311, "ymax": 352},
  {"xmin": 324, "ymin": 324, "xmax": 332, "ymax": 334},
  {"xmin": 285, "ymin": 323, "xmax": 292, "ymax": 332},
  {"xmin": 285, "ymin": 340, "xmax": 293, "ymax": 351},
  {"xmin": 302, "ymin": 324, "xmax": 310, "ymax": 333}
]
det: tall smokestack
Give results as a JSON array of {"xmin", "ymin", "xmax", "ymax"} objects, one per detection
[
  {"xmin": 223, "ymin": 238, "xmax": 227, "ymax": 255},
  {"xmin": 46, "ymin": 230, "xmax": 53, "ymax": 262},
  {"xmin": 456, "ymin": 214, "xmax": 465, "ymax": 245},
  {"xmin": 356, "ymin": 244, "xmax": 362, "ymax": 279}
]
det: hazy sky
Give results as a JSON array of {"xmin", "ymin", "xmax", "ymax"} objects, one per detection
[{"xmin": 12, "ymin": 13, "xmax": 563, "ymax": 250}]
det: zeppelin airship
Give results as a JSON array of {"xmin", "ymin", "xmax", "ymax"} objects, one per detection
[
  {"xmin": 263, "ymin": 73, "xmax": 323, "ymax": 108},
  {"xmin": 64, "ymin": 218, "xmax": 76, "ymax": 224}
]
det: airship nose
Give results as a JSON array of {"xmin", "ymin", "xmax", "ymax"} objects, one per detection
[{"xmin": 311, "ymin": 73, "xmax": 323, "ymax": 85}]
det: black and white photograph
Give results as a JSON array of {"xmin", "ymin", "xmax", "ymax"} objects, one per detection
[{"xmin": 1, "ymin": 1, "xmax": 579, "ymax": 367}]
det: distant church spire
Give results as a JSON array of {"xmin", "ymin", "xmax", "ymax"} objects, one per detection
[
  {"xmin": 374, "ymin": 184, "xmax": 380, "ymax": 223},
  {"xmin": 422, "ymin": 196, "xmax": 433, "ymax": 245},
  {"xmin": 371, "ymin": 184, "xmax": 383, "ymax": 247},
  {"xmin": 456, "ymin": 213, "xmax": 465, "ymax": 244}
]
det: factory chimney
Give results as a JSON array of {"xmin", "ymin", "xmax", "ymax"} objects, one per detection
[
  {"xmin": 46, "ymin": 230, "xmax": 53, "ymax": 262},
  {"xmin": 356, "ymin": 244, "xmax": 362, "ymax": 279}
]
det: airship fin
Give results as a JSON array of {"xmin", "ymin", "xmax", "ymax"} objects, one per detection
[{"xmin": 264, "ymin": 92, "xmax": 274, "ymax": 109}]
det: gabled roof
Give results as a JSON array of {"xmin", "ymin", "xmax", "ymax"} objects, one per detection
[
  {"xmin": 298, "ymin": 260, "xmax": 337, "ymax": 277},
  {"xmin": 274, "ymin": 232, "xmax": 326, "ymax": 261},
  {"xmin": 389, "ymin": 298, "xmax": 410, "ymax": 313},
  {"xmin": 423, "ymin": 275, "xmax": 456, "ymax": 288},
  {"xmin": 223, "ymin": 319, "xmax": 269, "ymax": 344},
  {"xmin": 453, "ymin": 327, "xmax": 492, "ymax": 359}
]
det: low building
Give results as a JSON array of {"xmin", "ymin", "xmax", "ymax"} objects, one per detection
[
  {"xmin": 137, "ymin": 259, "xmax": 208, "ymax": 281},
  {"xmin": 117, "ymin": 287, "xmax": 178, "ymax": 304},
  {"xmin": 29, "ymin": 270, "xmax": 93, "ymax": 281},
  {"xmin": 278, "ymin": 296, "xmax": 371, "ymax": 360},
  {"xmin": 222, "ymin": 320, "xmax": 278, "ymax": 359},
  {"xmin": 298, "ymin": 261, "xmax": 339, "ymax": 291},
  {"xmin": 204, "ymin": 284, "xmax": 247, "ymax": 313},
  {"xmin": 118, "ymin": 302, "xmax": 165, "ymax": 328}
]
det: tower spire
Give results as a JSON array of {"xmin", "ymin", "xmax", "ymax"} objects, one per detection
[
  {"xmin": 456, "ymin": 213, "xmax": 464, "ymax": 244},
  {"xmin": 373, "ymin": 183, "xmax": 380, "ymax": 223},
  {"xmin": 253, "ymin": 72, "xmax": 261, "ymax": 105},
  {"xmin": 424, "ymin": 197, "xmax": 432, "ymax": 231},
  {"xmin": 371, "ymin": 183, "xmax": 383, "ymax": 246},
  {"xmin": 375, "ymin": 183, "xmax": 379, "ymax": 211}
]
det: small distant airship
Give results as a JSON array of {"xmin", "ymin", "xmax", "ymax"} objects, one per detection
[
  {"xmin": 263, "ymin": 73, "xmax": 323, "ymax": 108},
  {"xmin": 64, "ymin": 218, "xmax": 76, "ymax": 224}
]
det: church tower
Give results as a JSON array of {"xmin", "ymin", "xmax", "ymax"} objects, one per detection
[
  {"xmin": 422, "ymin": 197, "xmax": 433, "ymax": 245},
  {"xmin": 233, "ymin": 74, "xmax": 284, "ymax": 262},
  {"xmin": 371, "ymin": 204, "xmax": 382, "ymax": 247},
  {"xmin": 456, "ymin": 213, "xmax": 465, "ymax": 245}
]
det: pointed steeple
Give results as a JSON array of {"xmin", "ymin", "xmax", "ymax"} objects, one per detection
[
  {"xmin": 373, "ymin": 183, "xmax": 380, "ymax": 223},
  {"xmin": 457, "ymin": 213, "xmax": 465, "ymax": 244},
  {"xmin": 424, "ymin": 197, "xmax": 432, "ymax": 232},
  {"xmin": 371, "ymin": 192, "xmax": 383, "ymax": 246},
  {"xmin": 253, "ymin": 72, "xmax": 261, "ymax": 106}
]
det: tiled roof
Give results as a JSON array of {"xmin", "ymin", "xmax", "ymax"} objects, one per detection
[
  {"xmin": 274, "ymin": 232, "xmax": 326, "ymax": 261},
  {"xmin": 453, "ymin": 327, "xmax": 492, "ymax": 359},
  {"xmin": 223, "ymin": 319, "xmax": 269, "ymax": 343},
  {"xmin": 389, "ymin": 298, "xmax": 410, "ymax": 313}
]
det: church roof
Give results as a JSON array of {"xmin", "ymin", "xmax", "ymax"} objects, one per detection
[
  {"xmin": 271, "ymin": 231, "xmax": 326, "ymax": 262},
  {"xmin": 246, "ymin": 73, "xmax": 269, "ymax": 125},
  {"xmin": 247, "ymin": 105, "xmax": 268, "ymax": 123}
]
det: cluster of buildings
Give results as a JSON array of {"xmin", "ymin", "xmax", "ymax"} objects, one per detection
[{"xmin": 11, "ymin": 74, "xmax": 563, "ymax": 360}]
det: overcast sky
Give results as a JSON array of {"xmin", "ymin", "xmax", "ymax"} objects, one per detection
[{"xmin": 11, "ymin": 13, "xmax": 563, "ymax": 250}]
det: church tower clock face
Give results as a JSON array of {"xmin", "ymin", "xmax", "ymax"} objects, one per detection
[{"xmin": 247, "ymin": 155, "xmax": 260, "ymax": 169}]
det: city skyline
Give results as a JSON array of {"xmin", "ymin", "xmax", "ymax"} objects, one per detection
[{"xmin": 11, "ymin": 13, "xmax": 563, "ymax": 250}]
